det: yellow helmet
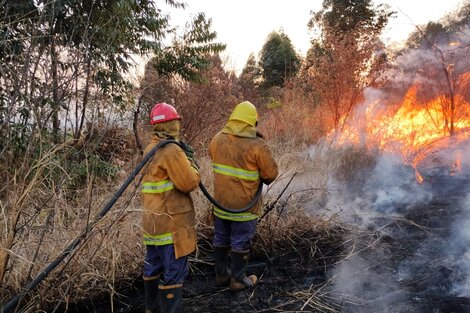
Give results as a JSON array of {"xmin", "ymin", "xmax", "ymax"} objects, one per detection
[{"xmin": 229, "ymin": 101, "xmax": 258, "ymax": 126}]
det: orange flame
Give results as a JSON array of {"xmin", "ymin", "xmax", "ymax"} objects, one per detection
[
  {"xmin": 331, "ymin": 73, "xmax": 470, "ymax": 183},
  {"xmin": 415, "ymin": 170, "xmax": 424, "ymax": 184}
]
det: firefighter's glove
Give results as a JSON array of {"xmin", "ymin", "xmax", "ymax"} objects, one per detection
[
  {"xmin": 180, "ymin": 141, "xmax": 199, "ymax": 170},
  {"xmin": 179, "ymin": 141, "xmax": 194, "ymax": 159}
]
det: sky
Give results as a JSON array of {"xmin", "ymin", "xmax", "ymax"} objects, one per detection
[{"xmin": 165, "ymin": 0, "xmax": 465, "ymax": 75}]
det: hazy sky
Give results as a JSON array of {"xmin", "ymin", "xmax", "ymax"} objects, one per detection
[{"xmin": 167, "ymin": 0, "xmax": 464, "ymax": 74}]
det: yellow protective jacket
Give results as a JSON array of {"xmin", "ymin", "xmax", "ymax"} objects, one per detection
[
  {"xmin": 141, "ymin": 136, "xmax": 200, "ymax": 259},
  {"xmin": 209, "ymin": 120, "xmax": 278, "ymax": 221}
]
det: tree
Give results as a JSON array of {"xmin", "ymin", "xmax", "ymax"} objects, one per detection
[
  {"xmin": 153, "ymin": 12, "xmax": 226, "ymax": 82},
  {"xmin": 306, "ymin": 0, "xmax": 394, "ymax": 129},
  {"xmin": 0, "ymin": 0, "xmax": 225, "ymax": 286},
  {"xmin": 140, "ymin": 54, "xmax": 242, "ymax": 148},
  {"xmin": 0, "ymin": 0, "xmax": 225, "ymax": 142},
  {"xmin": 259, "ymin": 31, "xmax": 300, "ymax": 88},
  {"xmin": 238, "ymin": 53, "xmax": 262, "ymax": 102},
  {"xmin": 445, "ymin": 0, "xmax": 470, "ymax": 32},
  {"xmin": 401, "ymin": 3, "xmax": 470, "ymax": 137},
  {"xmin": 405, "ymin": 22, "xmax": 451, "ymax": 49}
]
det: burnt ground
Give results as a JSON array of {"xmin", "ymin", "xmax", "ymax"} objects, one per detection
[
  {"xmin": 62, "ymin": 236, "xmax": 339, "ymax": 313},
  {"xmin": 57, "ymin": 172, "xmax": 470, "ymax": 313},
  {"xmin": 332, "ymin": 172, "xmax": 470, "ymax": 313}
]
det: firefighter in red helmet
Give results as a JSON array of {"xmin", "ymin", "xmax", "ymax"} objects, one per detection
[{"xmin": 141, "ymin": 102, "xmax": 200, "ymax": 313}]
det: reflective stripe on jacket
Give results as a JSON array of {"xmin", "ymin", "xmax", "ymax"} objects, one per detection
[
  {"xmin": 143, "ymin": 232, "xmax": 173, "ymax": 245},
  {"xmin": 209, "ymin": 121, "xmax": 278, "ymax": 218},
  {"xmin": 212, "ymin": 163, "xmax": 259, "ymax": 181},
  {"xmin": 213, "ymin": 206, "xmax": 258, "ymax": 221},
  {"xmin": 141, "ymin": 136, "xmax": 200, "ymax": 258},
  {"xmin": 142, "ymin": 180, "xmax": 174, "ymax": 193}
]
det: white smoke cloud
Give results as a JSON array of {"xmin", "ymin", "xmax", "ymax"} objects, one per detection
[
  {"xmin": 450, "ymin": 192, "xmax": 470, "ymax": 296},
  {"xmin": 329, "ymin": 255, "xmax": 407, "ymax": 312},
  {"xmin": 321, "ymin": 152, "xmax": 433, "ymax": 222},
  {"xmin": 297, "ymin": 15, "xmax": 470, "ymax": 311},
  {"xmin": 267, "ymin": 22, "xmax": 470, "ymax": 311},
  {"xmin": 367, "ymin": 155, "xmax": 433, "ymax": 209}
]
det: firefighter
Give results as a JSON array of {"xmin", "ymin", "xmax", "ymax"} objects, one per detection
[
  {"xmin": 209, "ymin": 101, "xmax": 279, "ymax": 290},
  {"xmin": 141, "ymin": 102, "xmax": 200, "ymax": 313}
]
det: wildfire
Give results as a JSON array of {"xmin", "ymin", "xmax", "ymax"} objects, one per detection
[{"xmin": 331, "ymin": 75, "xmax": 470, "ymax": 183}]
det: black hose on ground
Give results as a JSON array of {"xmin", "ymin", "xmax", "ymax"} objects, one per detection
[{"xmin": 1, "ymin": 139, "xmax": 262, "ymax": 313}]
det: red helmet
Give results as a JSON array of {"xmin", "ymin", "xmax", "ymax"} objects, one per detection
[{"xmin": 149, "ymin": 102, "xmax": 181, "ymax": 124}]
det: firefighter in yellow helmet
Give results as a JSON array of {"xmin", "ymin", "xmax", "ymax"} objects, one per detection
[
  {"xmin": 141, "ymin": 102, "xmax": 200, "ymax": 313},
  {"xmin": 209, "ymin": 101, "xmax": 279, "ymax": 290}
]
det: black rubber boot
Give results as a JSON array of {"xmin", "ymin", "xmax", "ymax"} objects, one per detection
[
  {"xmin": 229, "ymin": 250, "xmax": 257, "ymax": 291},
  {"xmin": 214, "ymin": 246, "xmax": 231, "ymax": 287},
  {"xmin": 144, "ymin": 278, "xmax": 160, "ymax": 313},
  {"xmin": 159, "ymin": 285, "xmax": 183, "ymax": 313}
]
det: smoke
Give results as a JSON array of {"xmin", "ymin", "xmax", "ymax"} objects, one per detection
[
  {"xmin": 456, "ymin": 139, "xmax": 470, "ymax": 170},
  {"xmin": 304, "ymin": 141, "xmax": 470, "ymax": 311},
  {"xmin": 317, "ymin": 150, "xmax": 433, "ymax": 221},
  {"xmin": 301, "ymin": 111, "xmax": 470, "ymax": 312},
  {"xmin": 315, "ymin": 151, "xmax": 431, "ymax": 311},
  {"xmin": 284, "ymin": 19, "xmax": 470, "ymax": 311},
  {"xmin": 365, "ymin": 155, "xmax": 432, "ymax": 211},
  {"xmin": 449, "ymin": 191, "xmax": 470, "ymax": 297},
  {"xmin": 329, "ymin": 255, "xmax": 407, "ymax": 313}
]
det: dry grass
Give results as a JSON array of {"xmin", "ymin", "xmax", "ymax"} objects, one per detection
[
  {"xmin": 0, "ymin": 125, "xmax": 380, "ymax": 312},
  {"xmin": 0, "ymin": 152, "xmax": 145, "ymax": 310},
  {"xmin": 259, "ymin": 101, "xmax": 326, "ymax": 147}
]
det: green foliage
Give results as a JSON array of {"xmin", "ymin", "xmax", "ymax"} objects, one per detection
[
  {"xmin": 66, "ymin": 152, "xmax": 120, "ymax": 190},
  {"xmin": 266, "ymin": 98, "xmax": 283, "ymax": 109},
  {"xmin": 0, "ymin": 0, "xmax": 37, "ymax": 61},
  {"xmin": 404, "ymin": 1, "xmax": 470, "ymax": 50},
  {"xmin": 310, "ymin": 0, "xmax": 391, "ymax": 36},
  {"xmin": 238, "ymin": 53, "xmax": 262, "ymax": 102},
  {"xmin": 0, "ymin": 123, "xmax": 31, "ymax": 161},
  {"xmin": 259, "ymin": 31, "xmax": 300, "ymax": 88},
  {"xmin": 0, "ymin": 123, "xmax": 120, "ymax": 194},
  {"xmin": 405, "ymin": 22, "xmax": 451, "ymax": 49},
  {"xmin": 153, "ymin": 13, "xmax": 226, "ymax": 82},
  {"xmin": 240, "ymin": 53, "xmax": 262, "ymax": 83},
  {"xmin": 1, "ymin": 0, "xmax": 226, "ymax": 174}
]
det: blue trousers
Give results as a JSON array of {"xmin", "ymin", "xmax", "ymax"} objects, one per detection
[
  {"xmin": 213, "ymin": 216, "xmax": 257, "ymax": 252},
  {"xmin": 143, "ymin": 244, "xmax": 188, "ymax": 285}
]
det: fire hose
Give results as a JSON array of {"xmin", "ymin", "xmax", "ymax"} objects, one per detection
[{"xmin": 1, "ymin": 139, "xmax": 262, "ymax": 313}]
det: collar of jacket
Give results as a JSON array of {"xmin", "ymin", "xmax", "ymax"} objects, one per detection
[
  {"xmin": 152, "ymin": 119, "xmax": 180, "ymax": 140},
  {"xmin": 221, "ymin": 120, "xmax": 256, "ymax": 138},
  {"xmin": 154, "ymin": 132, "xmax": 178, "ymax": 141}
]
